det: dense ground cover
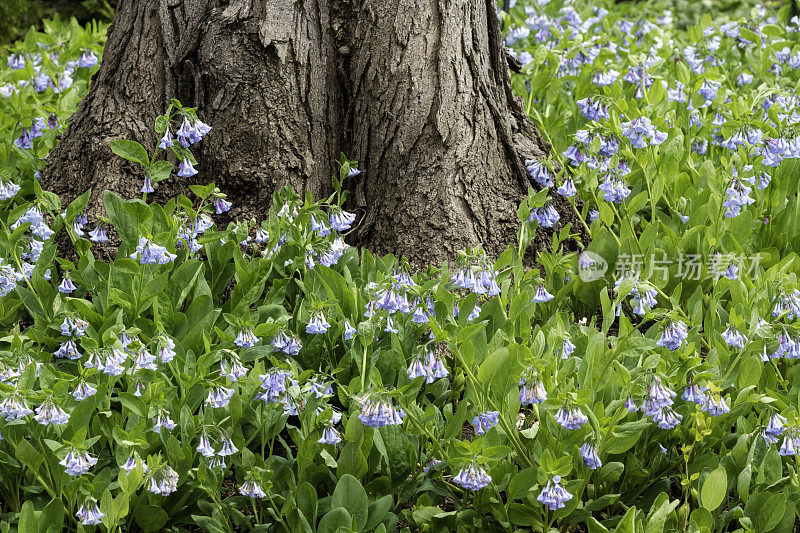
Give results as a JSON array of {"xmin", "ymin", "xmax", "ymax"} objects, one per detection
[{"xmin": 1, "ymin": 1, "xmax": 800, "ymax": 532}]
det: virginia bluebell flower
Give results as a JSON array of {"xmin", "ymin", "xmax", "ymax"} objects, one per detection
[
  {"xmin": 407, "ymin": 349, "xmax": 448, "ymax": 383},
  {"xmin": 453, "ymin": 460, "xmax": 492, "ymax": 491},
  {"xmin": 329, "ymin": 210, "xmax": 356, "ymax": 231},
  {"xmin": 579, "ymin": 442, "xmax": 602, "ymax": 469},
  {"xmin": 0, "ymin": 393, "xmax": 33, "ymax": 421},
  {"xmin": 102, "ymin": 347, "xmax": 127, "ymax": 376},
  {"xmin": 0, "ymin": 180, "xmax": 20, "ymax": 200},
  {"xmin": 721, "ymin": 325, "xmax": 746, "ymax": 348},
  {"xmin": 528, "ymin": 204, "xmax": 560, "ymax": 227},
  {"xmin": 576, "ymin": 97, "xmax": 609, "ymax": 121},
  {"xmin": 631, "ymin": 285, "xmax": 657, "ymax": 316},
  {"xmin": 306, "ymin": 313, "xmax": 331, "ymax": 334},
  {"xmin": 59, "ymin": 447, "xmax": 97, "ymax": 476},
  {"xmin": 624, "ymin": 397, "xmax": 638, "ymax": 412},
  {"xmin": 146, "ymin": 466, "xmax": 179, "ymax": 495},
  {"xmin": 319, "ymin": 425, "xmax": 342, "ymax": 445},
  {"xmin": 175, "ymin": 117, "xmax": 211, "ymax": 147},
  {"xmin": 58, "ymin": 273, "xmax": 77, "ymax": 293},
  {"xmin": 642, "ymin": 376, "xmax": 676, "ymax": 415},
  {"xmin": 555, "ymin": 336, "xmax": 576, "ymax": 359},
  {"xmin": 765, "ymin": 413, "xmax": 787, "ymax": 440},
  {"xmin": 593, "ymin": 69, "xmax": 619, "ymax": 86},
  {"xmin": 773, "ymin": 291, "xmax": 800, "ymax": 320},
  {"xmin": 213, "ymin": 198, "xmax": 231, "ymax": 214},
  {"xmin": 153, "ymin": 410, "xmax": 177, "ymax": 431},
  {"xmin": 61, "ymin": 316, "xmax": 88, "ymax": 337},
  {"xmin": 55, "ymin": 339, "xmax": 81, "ymax": 360},
  {"xmin": 318, "ymin": 236, "xmax": 350, "ymax": 267},
  {"xmin": 220, "ymin": 351, "xmax": 248, "ymax": 382},
  {"xmin": 77, "ymin": 51, "xmax": 98, "ymax": 68},
  {"xmin": 652, "ymin": 406, "xmax": 682, "ymax": 429},
  {"xmin": 158, "ymin": 130, "xmax": 174, "ymax": 149},
  {"xmin": 7, "ymin": 54, "xmax": 25, "ymax": 70},
  {"xmin": 33, "ymin": 399, "xmax": 69, "ymax": 426},
  {"xmin": 554, "ymin": 404, "xmax": 588, "ymax": 430},
  {"xmin": 131, "ymin": 348, "xmax": 158, "ymax": 373},
  {"xmin": 598, "ymin": 175, "xmax": 631, "ymax": 203},
  {"xmin": 656, "ymin": 320, "xmax": 688, "ymax": 351},
  {"xmin": 234, "ymin": 328, "xmax": 257, "ymax": 348},
  {"xmin": 72, "ymin": 381, "xmax": 97, "ymax": 401},
  {"xmin": 666, "ymin": 81, "xmax": 687, "ymax": 102},
  {"xmin": 218, "ymin": 435, "xmax": 238, "ymax": 456},
  {"xmin": 196, "ymin": 431, "xmax": 215, "ymax": 457},
  {"xmin": 681, "ymin": 381, "xmax": 708, "ymax": 405},
  {"xmin": 696, "ymin": 79, "xmax": 720, "ymax": 104},
  {"xmin": 130, "ymin": 238, "xmax": 177, "ymax": 264},
  {"xmin": 722, "ymin": 179, "xmax": 755, "ymax": 217},
  {"xmin": 177, "ymin": 159, "xmax": 198, "ymax": 178},
  {"xmin": 779, "ymin": 431, "xmax": 799, "ymax": 456},
  {"xmin": 519, "ymin": 369, "xmax": 547, "ymax": 405},
  {"xmin": 141, "ymin": 176, "xmax": 154, "ymax": 194},
  {"xmin": 472, "ymin": 411, "xmax": 500, "ymax": 435},
  {"xmin": 259, "ymin": 368, "xmax": 296, "ymax": 404},
  {"xmin": 702, "ymin": 394, "xmax": 730, "ymax": 416},
  {"xmin": 206, "ymin": 386, "xmax": 234, "ymax": 408},
  {"xmin": 538, "ymin": 475, "xmax": 573, "ymax": 510},
  {"xmin": 358, "ymin": 393, "xmax": 405, "ymax": 428},
  {"xmin": 76, "ymin": 500, "xmax": 105, "ymax": 526},
  {"xmin": 620, "ymin": 116, "xmax": 667, "ymax": 148},
  {"xmin": 557, "ymin": 177, "xmax": 576, "ymax": 196},
  {"xmin": 532, "ymin": 284, "xmax": 554, "ymax": 303},
  {"xmin": 525, "ymin": 159, "xmax": 553, "ymax": 187},
  {"xmin": 88, "ymin": 226, "xmax": 109, "ymax": 242},
  {"xmin": 240, "ymin": 478, "xmax": 267, "ymax": 498}
]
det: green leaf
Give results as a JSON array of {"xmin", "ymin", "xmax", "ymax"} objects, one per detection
[
  {"xmin": 155, "ymin": 115, "xmax": 169, "ymax": 133},
  {"xmin": 365, "ymin": 495, "xmax": 393, "ymax": 530},
  {"xmin": 605, "ymin": 419, "xmax": 649, "ymax": 454},
  {"xmin": 596, "ymin": 462, "xmax": 624, "ymax": 484},
  {"xmin": 337, "ymin": 441, "xmax": 368, "ymax": 479},
  {"xmin": 189, "ymin": 184, "xmax": 215, "ymax": 200},
  {"xmin": 149, "ymin": 160, "xmax": 174, "ymax": 182},
  {"xmin": 700, "ymin": 467, "xmax": 726, "ymax": 511},
  {"xmin": 296, "ymin": 482, "xmax": 318, "ymax": 529},
  {"xmin": 587, "ymin": 517, "xmax": 610, "ymax": 533},
  {"xmin": 737, "ymin": 464, "xmax": 751, "ymax": 503},
  {"xmin": 117, "ymin": 392, "xmax": 147, "ymax": 417},
  {"xmin": 66, "ymin": 189, "xmax": 92, "ymax": 222},
  {"xmin": 110, "ymin": 139, "xmax": 150, "ymax": 166},
  {"xmin": 15, "ymin": 439, "xmax": 43, "ymax": 473},
  {"xmin": 331, "ymin": 475, "xmax": 368, "ymax": 530},
  {"xmin": 134, "ymin": 505, "xmax": 169, "ymax": 532},
  {"xmin": 378, "ymin": 425, "xmax": 412, "ymax": 482},
  {"xmin": 122, "ymin": 199, "xmax": 153, "ymax": 225},
  {"xmin": 103, "ymin": 191, "xmax": 139, "ymax": 244},
  {"xmin": 317, "ymin": 507, "xmax": 352, "ymax": 533},
  {"xmin": 507, "ymin": 502, "xmax": 540, "ymax": 527},
  {"xmin": 39, "ymin": 498, "xmax": 65, "ymax": 533},
  {"xmin": 508, "ymin": 467, "xmax": 539, "ymax": 500},
  {"xmin": 456, "ymin": 320, "xmax": 487, "ymax": 344},
  {"xmin": 615, "ymin": 507, "xmax": 637, "ymax": 533},
  {"xmin": 18, "ymin": 501, "xmax": 37, "ymax": 533},
  {"xmin": 756, "ymin": 493, "xmax": 786, "ymax": 532},
  {"xmin": 65, "ymin": 391, "xmax": 97, "ymax": 436}
]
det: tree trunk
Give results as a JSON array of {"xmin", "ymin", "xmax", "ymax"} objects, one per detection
[{"xmin": 42, "ymin": 0, "xmax": 568, "ymax": 265}]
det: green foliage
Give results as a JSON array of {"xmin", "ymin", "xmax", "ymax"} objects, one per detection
[
  {"xmin": 2, "ymin": 1, "xmax": 800, "ymax": 532},
  {"xmin": 0, "ymin": 0, "xmax": 115, "ymax": 49}
]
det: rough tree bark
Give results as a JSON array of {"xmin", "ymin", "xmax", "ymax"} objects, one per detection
[{"xmin": 42, "ymin": 0, "xmax": 576, "ymax": 265}]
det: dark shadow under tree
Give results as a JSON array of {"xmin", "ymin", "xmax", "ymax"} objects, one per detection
[{"xmin": 42, "ymin": 0, "xmax": 577, "ymax": 265}]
